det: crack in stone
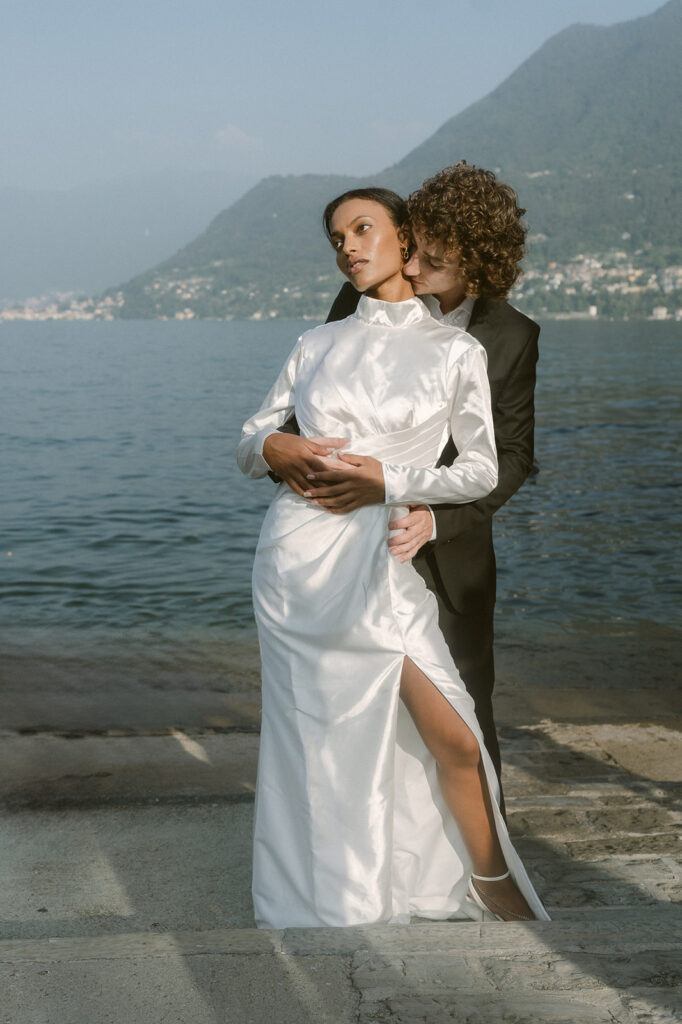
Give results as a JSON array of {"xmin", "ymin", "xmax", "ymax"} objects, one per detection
[{"xmin": 348, "ymin": 952, "xmax": 365, "ymax": 1023}]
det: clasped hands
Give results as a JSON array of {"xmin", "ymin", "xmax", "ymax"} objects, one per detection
[{"xmin": 262, "ymin": 432, "xmax": 433, "ymax": 561}]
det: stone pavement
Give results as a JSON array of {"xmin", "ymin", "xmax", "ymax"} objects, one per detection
[{"xmin": 1, "ymin": 683, "xmax": 680, "ymax": 1023}]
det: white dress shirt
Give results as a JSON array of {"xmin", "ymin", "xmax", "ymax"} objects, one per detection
[{"xmin": 423, "ymin": 293, "xmax": 475, "ymax": 332}]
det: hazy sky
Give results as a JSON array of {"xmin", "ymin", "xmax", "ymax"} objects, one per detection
[{"xmin": 2, "ymin": 0, "xmax": 667, "ymax": 191}]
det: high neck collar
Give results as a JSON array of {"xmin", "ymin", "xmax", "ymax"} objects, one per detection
[{"xmin": 355, "ymin": 294, "xmax": 431, "ymax": 328}]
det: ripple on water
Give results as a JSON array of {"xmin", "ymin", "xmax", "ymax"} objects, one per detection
[{"xmin": 1, "ymin": 318, "xmax": 681, "ymax": 642}]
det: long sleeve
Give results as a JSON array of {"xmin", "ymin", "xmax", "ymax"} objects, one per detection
[
  {"xmin": 431, "ymin": 324, "xmax": 538, "ymax": 545},
  {"xmin": 236, "ymin": 338, "xmax": 303, "ymax": 478},
  {"xmin": 382, "ymin": 344, "xmax": 498, "ymax": 505}
]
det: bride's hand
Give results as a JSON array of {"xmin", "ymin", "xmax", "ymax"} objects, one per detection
[
  {"xmin": 262, "ymin": 433, "xmax": 349, "ymax": 495},
  {"xmin": 303, "ymin": 453, "xmax": 384, "ymax": 512}
]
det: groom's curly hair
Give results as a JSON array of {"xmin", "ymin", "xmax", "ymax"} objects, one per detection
[{"xmin": 407, "ymin": 162, "xmax": 527, "ymax": 299}]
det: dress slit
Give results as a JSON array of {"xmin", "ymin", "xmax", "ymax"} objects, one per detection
[{"xmin": 394, "ymin": 645, "xmax": 549, "ymax": 921}]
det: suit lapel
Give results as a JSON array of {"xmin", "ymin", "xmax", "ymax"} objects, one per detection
[
  {"xmin": 468, "ymin": 297, "xmax": 502, "ymax": 353},
  {"xmin": 468, "ymin": 296, "xmax": 489, "ymax": 332}
]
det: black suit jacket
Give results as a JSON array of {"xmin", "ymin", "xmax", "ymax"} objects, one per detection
[{"xmin": 323, "ymin": 282, "xmax": 540, "ymax": 614}]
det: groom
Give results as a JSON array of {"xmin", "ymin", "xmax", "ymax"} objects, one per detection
[{"xmin": 263, "ymin": 162, "xmax": 539, "ymax": 809}]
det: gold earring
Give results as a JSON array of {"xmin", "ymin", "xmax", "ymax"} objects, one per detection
[{"xmin": 401, "ymin": 246, "xmax": 410, "ymax": 261}]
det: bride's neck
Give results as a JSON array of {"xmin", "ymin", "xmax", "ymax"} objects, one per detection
[{"xmin": 365, "ymin": 276, "xmax": 415, "ymax": 303}]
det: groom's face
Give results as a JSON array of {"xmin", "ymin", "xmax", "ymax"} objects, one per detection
[{"xmin": 404, "ymin": 230, "xmax": 466, "ymax": 301}]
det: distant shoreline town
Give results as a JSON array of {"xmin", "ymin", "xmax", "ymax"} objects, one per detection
[{"xmin": 2, "ymin": 248, "xmax": 681, "ymax": 323}]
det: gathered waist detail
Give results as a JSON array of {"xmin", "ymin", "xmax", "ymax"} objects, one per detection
[{"xmin": 305, "ymin": 407, "xmax": 449, "ymax": 470}]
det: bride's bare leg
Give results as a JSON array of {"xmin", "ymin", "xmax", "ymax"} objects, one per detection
[{"xmin": 400, "ymin": 656, "xmax": 534, "ymax": 920}]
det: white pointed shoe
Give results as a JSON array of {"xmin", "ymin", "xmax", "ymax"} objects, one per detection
[{"xmin": 466, "ymin": 870, "xmax": 535, "ymax": 922}]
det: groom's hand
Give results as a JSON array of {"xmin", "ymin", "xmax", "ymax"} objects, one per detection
[
  {"xmin": 303, "ymin": 452, "xmax": 385, "ymax": 512},
  {"xmin": 262, "ymin": 433, "xmax": 349, "ymax": 496},
  {"xmin": 387, "ymin": 506, "xmax": 434, "ymax": 562}
]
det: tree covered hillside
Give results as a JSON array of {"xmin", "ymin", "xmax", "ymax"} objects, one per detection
[{"xmin": 99, "ymin": 1, "xmax": 681, "ymax": 321}]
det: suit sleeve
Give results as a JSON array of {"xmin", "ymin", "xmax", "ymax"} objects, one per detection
[
  {"xmin": 236, "ymin": 338, "xmax": 303, "ymax": 478},
  {"xmin": 382, "ymin": 345, "xmax": 498, "ymax": 505},
  {"xmin": 431, "ymin": 324, "xmax": 539, "ymax": 544}
]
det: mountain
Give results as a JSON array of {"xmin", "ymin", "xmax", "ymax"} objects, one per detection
[
  {"xmin": 104, "ymin": 173, "xmax": 359, "ymax": 319},
  {"xmin": 0, "ymin": 169, "xmax": 255, "ymax": 303},
  {"xmin": 380, "ymin": 0, "xmax": 682, "ymax": 261},
  {"xmin": 103, "ymin": 1, "xmax": 682, "ymax": 319}
]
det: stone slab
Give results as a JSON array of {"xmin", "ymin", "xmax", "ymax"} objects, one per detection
[
  {"xmin": 480, "ymin": 949, "xmax": 682, "ymax": 992},
  {"xmin": 3, "ymin": 906, "xmax": 680, "ymax": 964},
  {"xmin": 525, "ymin": 834, "xmax": 681, "ymax": 859},
  {"xmin": 506, "ymin": 803, "xmax": 681, "ymax": 841},
  {"xmin": 0, "ymin": 730, "xmax": 259, "ymax": 809},
  {"xmin": 0, "ymin": 803, "xmax": 256, "ymax": 939},
  {"xmin": 283, "ymin": 907, "xmax": 682, "ymax": 955},
  {"xmin": 0, "ymin": 952, "xmax": 359, "ymax": 1024},
  {"xmin": 0, "ymin": 929, "xmax": 282, "ymax": 964},
  {"xmin": 584, "ymin": 724, "xmax": 682, "ymax": 782},
  {"xmin": 355, "ymin": 990, "xmax": 639, "ymax": 1024},
  {"xmin": 494, "ymin": 635, "xmax": 681, "ymax": 703},
  {"xmin": 0, "ymin": 633, "xmax": 263, "ymax": 734},
  {"xmin": 1, "ymin": 912, "xmax": 680, "ymax": 1024},
  {"xmin": 622, "ymin": 988, "xmax": 682, "ymax": 1023},
  {"xmin": 528, "ymin": 856, "xmax": 680, "ymax": 909}
]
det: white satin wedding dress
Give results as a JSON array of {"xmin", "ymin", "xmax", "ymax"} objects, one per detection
[{"xmin": 237, "ymin": 295, "xmax": 549, "ymax": 928}]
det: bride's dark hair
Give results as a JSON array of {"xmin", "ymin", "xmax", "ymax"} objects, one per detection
[{"xmin": 323, "ymin": 188, "xmax": 408, "ymax": 241}]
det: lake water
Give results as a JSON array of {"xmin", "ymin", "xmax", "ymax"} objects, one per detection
[{"xmin": 1, "ymin": 318, "xmax": 680, "ymax": 724}]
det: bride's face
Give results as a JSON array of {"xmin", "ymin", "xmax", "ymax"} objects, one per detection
[{"xmin": 328, "ymin": 199, "xmax": 408, "ymax": 298}]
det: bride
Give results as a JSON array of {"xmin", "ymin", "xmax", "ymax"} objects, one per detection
[{"xmin": 237, "ymin": 187, "xmax": 549, "ymax": 929}]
